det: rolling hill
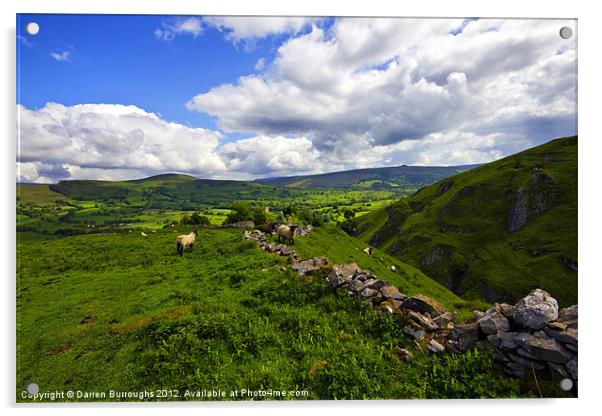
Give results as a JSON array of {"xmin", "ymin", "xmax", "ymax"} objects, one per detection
[
  {"xmin": 255, "ymin": 164, "xmax": 479, "ymax": 190},
  {"xmin": 350, "ymin": 136, "xmax": 577, "ymax": 307}
]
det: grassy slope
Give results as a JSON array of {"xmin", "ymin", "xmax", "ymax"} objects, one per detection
[
  {"xmin": 17, "ymin": 227, "xmax": 530, "ymax": 401},
  {"xmin": 353, "ymin": 137, "xmax": 577, "ymax": 306}
]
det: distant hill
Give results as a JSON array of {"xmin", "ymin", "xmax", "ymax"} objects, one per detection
[
  {"xmin": 255, "ymin": 164, "xmax": 479, "ymax": 190},
  {"xmin": 351, "ymin": 137, "xmax": 577, "ymax": 307}
]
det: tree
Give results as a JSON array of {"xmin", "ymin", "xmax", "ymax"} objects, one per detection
[{"xmin": 343, "ymin": 209, "xmax": 355, "ymax": 220}]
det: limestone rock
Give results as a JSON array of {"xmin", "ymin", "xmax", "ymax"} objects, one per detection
[
  {"xmin": 566, "ymin": 358, "xmax": 578, "ymax": 379},
  {"xmin": 477, "ymin": 310, "xmax": 510, "ymax": 335},
  {"xmin": 405, "ymin": 310, "xmax": 439, "ymax": 331},
  {"xmin": 487, "ymin": 331, "xmax": 518, "ymax": 350},
  {"xmin": 542, "ymin": 326, "xmax": 578, "ymax": 346},
  {"xmin": 428, "ymin": 339, "xmax": 445, "ymax": 353},
  {"xmin": 403, "ymin": 325, "xmax": 426, "ymax": 340},
  {"xmin": 433, "ymin": 311, "xmax": 456, "ymax": 330},
  {"xmin": 329, "ymin": 263, "xmax": 361, "ymax": 289},
  {"xmin": 380, "ymin": 285, "xmax": 405, "ymax": 301},
  {"xmin": 515, "ymin": 332, "xmax": 573, "ymax": 363},
  {"xmin": 558, "ymin": 305, "xmax": 578, "ymax": 323},
  {"xmin": 291, "ymin": 256, "xmax": 330, "ymax": 277},
  {"xmin": 401, "ymin": 294, "xmax": 446, "ymax": 318},
  {"xmin": 513, "ymin": 289, "xmax": 559, "ymax": 330},
  {"xmin": 447, "ymin": 322, "xmax": 480, "ymax": 353},
  {"xmin": 395, "ymin": 347, "xmax": 412, "ymax": 362}
]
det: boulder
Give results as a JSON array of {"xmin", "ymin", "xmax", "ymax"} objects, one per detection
[
  {"xmin": 401, "ymin": 294, "xmax": 446, "ymax": 318},
  {"xmin": 512, "ymin": 289, "xmax": 559, "ymax": 330},
  {"xmin": 514, "ymin": 332, "xmax": 573, "ymax": 363},
  {"xmin": 504, "ymin": 361, "xmax": 527, "ymax": 378},
  {"xmin": 548, "ymin": 362, "xmax": 569, "ymax": 378},
  {"xmin": 380, "ymin": 285, "xmax": 405, "ymax": 301},
  {"xmin": 329, "ymin": 263, "xmax": 361, "ymax": 289},
  {"xmin": 358, "ymin": 278, "xmax": 387, "ymax": 292},
  {"xmin": 477, "ymin": 311, "xmax": 510, "ymax": 335},
  {"xmin": 291, "ymin": 257, "xmax": 329, "ymax": 277}
]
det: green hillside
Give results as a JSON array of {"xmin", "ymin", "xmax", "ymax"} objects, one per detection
[
  {"xmin": 17, "ymin": 226, "xmax": 528, "ymax": 401},
  {"xmin": 351, "ymin": 136, "xmax": 577, "ymax": 307},
  {"xmin": 255, "ymin": 164, "xmax": 478, "ymax": 191}
]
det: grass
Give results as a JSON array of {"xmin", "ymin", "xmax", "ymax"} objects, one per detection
[
  {"xmin": 352, "ymin": 136, "xmax": 578, "ymax": 306},
  {"xmin": 16, "ymin": 226, "xmax": 535, "ymax": 401}
]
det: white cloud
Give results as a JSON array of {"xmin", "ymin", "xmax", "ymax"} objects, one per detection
[
  {"xmin": 155, "ymin": 17, "xmax": 203, "ymax": 41},
  {"xmin": 203, "ymin": 16, "xmax": 314, "ymax": 44},
  {"xmin": 17, "ymin": 103, "xmax": 225, "ymax": 182},
  {"xmin": 49, "ymin": 51, "xmax": 70, "ymax": 62},
  {"xmin": 187, "ymin": 18, "xmax": 577, "ymax": 161}
]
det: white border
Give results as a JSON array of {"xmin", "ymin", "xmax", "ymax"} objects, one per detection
[{"xmin": 2, "ymin": 1, "xmax": 599, "ymax": 415}]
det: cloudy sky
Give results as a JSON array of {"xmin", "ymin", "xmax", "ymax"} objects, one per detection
[{"xmin": 17, "ymin": 15, "xmax": 576, "ymax": 183}]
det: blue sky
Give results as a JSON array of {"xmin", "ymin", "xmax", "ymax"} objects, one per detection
[
  {"xmin": 16, "ymin": 15, "xmax": 577, "ymax": 182},
  {"xmin": 17, "ymin": 14, "xmax": 300, "ymax": 138}
]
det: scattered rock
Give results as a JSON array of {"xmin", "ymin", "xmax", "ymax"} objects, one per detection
[
  {"xmin": 401, "ymin": 294, "xmax": 446, "ymax": 318},
  {"xmin": 428, "ymin": 339, "xmax": 445, "ymax": 353},
  {"xmin": 447, "ymin": 322, "xmax": 480, "ymax": 353},
  {"xmin": 513, "ymin": 289, "xmax": 559, "ymax": 330},
  {"xmin": 433, "ymin": 311, "xmax": 456, "ymax": 330},
  {"xmin": 506, "ymin": 352, "xmax": 546, "ymax": 371},
  {"xmin": 329, "ymin": 263, "xmax": 361, "ymax": 289},
  {"xmin": 405, "ymin": 310, "xmax": 439, "ymax": 331},
  {"xmin": 380, "ymin": 285, "xmax": 405, "ymax": 301},
  {"xmin": 395, "ymin": 347, "xmax": 413, "ymax": 362},
  {"xmin": 291, "ymin": 257, "xmax": 330, "ymax": 277},
  {"xmin": 403, "ymin": 325, "xmax": 426, "ymax": 340}
]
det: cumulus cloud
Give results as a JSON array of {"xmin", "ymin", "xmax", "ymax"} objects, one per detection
[
  {"xmin": 203, "ymin": 16, "xmax": 314, "ymax": 44},
  {"xmin": 187, "ymin": 18, "xmax": 577, "ymax": 159},
  {"xmin": 17, "ymin": 103, "xmax": 225, "ymax": 182},
  {"xmin": 155, "ymin": 17, "xmax": 203, "ymax": 41},
  {"xmin": 17, "ymin": 103, "xmax": 331, "ymax": 183}
]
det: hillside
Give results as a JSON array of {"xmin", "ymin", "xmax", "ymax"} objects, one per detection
[
  {"xmin": 16, "ymin": 225, "xmax": 532, "ymax": 400},
  {"xmin": 351, "ymin": 137, "xmax": 577, "ymax": 307},
  {"xmin": 255, "ymin": 164, "xmax": 478, "ymax": 190}
]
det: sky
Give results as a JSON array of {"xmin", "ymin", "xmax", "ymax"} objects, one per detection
[{"xmin": 16, "ymin": 14, "xmax": 577, "ymax": 183}]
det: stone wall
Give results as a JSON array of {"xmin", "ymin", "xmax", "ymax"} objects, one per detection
[{"xmin": 242, "ymin": 229, "xmax": 578, "ymax": 385}]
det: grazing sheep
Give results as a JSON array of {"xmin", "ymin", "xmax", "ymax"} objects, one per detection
[
  {"xmin": 363, "ymin": 247, "xmax": 373, "ymax": 256},
  {"xmin": 276, "ymin": 224, "xmax": 299, "ymax": 245},
  {"xmin": 176, "ymin": 230, "xmax": 198, "ymax": 256},
  {"xmin": 141, "ymin": 232, "xmax": 148, "ymax": 237}
]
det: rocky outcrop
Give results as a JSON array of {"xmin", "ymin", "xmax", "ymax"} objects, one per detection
[{"xmin": 507, "ymin": 169, "xmax": 559, "ymax": 232}]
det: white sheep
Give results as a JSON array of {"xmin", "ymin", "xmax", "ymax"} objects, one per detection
[
  {"xmin": 176, "ymin": 229, "xmax": 198, "ymax": 256},
  {"xmin": 141, "ymin": 232, "xmax": 148, "ymax": 237},
  {"xmin": 276, "ymin": 224, "xmax": 299, "ymax": 245}
]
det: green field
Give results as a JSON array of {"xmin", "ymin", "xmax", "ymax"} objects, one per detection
[
  {"xmin": 16, "ymin": 140, "xmax": 577, "ymax": 401},
  {"xmin": 18, "ymin": 225, "xmax": 542, "ymax": 401}
]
